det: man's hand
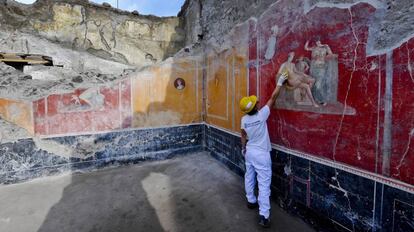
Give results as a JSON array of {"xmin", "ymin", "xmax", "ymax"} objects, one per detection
[
  {"xmin": 266, "ymin": 72, "xmax": 288, "ymax": 108},
  {"xmin": 277, "ymin": 72, "xmax": 288, "ymax": 86}
]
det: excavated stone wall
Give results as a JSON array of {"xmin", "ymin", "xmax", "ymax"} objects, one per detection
[{"xmin": 0, "ymin": 0, "xmax": 186, "ymax": 67}]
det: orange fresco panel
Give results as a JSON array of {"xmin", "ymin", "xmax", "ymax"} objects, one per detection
[
  {"xmin": 0, "ymin": 98, "xmax": 34, "ymax": 134},
  {"xmin": 206, "ymin": 53, "xmax": 230, "ymax": 129},
  {"xmin": 132, "ymin": 72, "xmax": 152, "ymax": 114},
  {"xmin": 132, "ymin": 59, "xmax": 202, "ymax": 128},
  {"xmin": 151, "ymin": 60, "xmax": 200, "ymax": 124},
  {"xmin": 206, "ymin": 51, "xmax": 248, "ymax": 133},
  {"xmin": 0, "ymin": 99, "xmax": 9, "ymax": 117}
]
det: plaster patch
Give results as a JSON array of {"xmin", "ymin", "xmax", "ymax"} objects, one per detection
[
  {"xmin": 133, "ymin": 111, "xmax": 182, "ymax": 128},
  {"xmin": 33, "ymin": 138, "xmax": 73, "ymax": 159}
]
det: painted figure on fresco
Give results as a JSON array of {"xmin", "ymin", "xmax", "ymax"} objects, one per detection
[
  {"xmin": 305, "ymin": 40, "xmax": 338, "ymax": 104},
  {"xmin": 305, "ymin": 40, "xmax": 333, "ymax": 66},
  {"xmin": 294, "ymin": 56, "xmax": 313, "ymax": 104},
  {"xmin": 277, "ymin": 52, "xmax": 320, "ymax": 107},
  {"xmin": 79, "ymin": 88, "xmax": 105, "ymax": 110},
  {"xmin": 174, "ymin": 78, "xmax": 186, "ymax": 90},
  {"xmin": 296, "ymin": 56, "xmax": 310, "ymax": 73},
  {"xmin": 264, "ymin": 26, "xmax": 279, "ymax": 60}
]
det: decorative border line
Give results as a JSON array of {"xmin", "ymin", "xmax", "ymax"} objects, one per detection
[
  {"xmin": 274, "ymin": 145, "xmax": 414, "ymax": 194},
  {"xmin": 206, "ymin": 123, "xmax": 414, "ymax": 194},
  {"xmin": 196, "ymin": 60, "xmax": 199, "ymax": 114},
  {"xmin": 39, "ymin": 123, "xmax": 205, "ymax": 139}
]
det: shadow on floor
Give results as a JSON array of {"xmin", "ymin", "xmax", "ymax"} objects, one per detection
[{"xmin": 2, "ymin": 153, "xmax": 316, "ymax": 232}]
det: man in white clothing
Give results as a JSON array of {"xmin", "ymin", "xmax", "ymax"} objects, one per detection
[{"xmin": 239, "ymin": 72, "xmax": 288, "ymax": 228}]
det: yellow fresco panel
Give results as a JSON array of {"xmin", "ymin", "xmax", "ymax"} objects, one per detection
[
  {"xmin": 207, "ymin": 52, "xmax": 229, "ymax": 121},
  {"xmin": 131, "ymin": 73, "xmax": 152, "ymax": 127},
  {"xmin": 206, "ymin": 50, "xmax": 248, "ymax": 133},
  {"xmin": 206, "ymin": 52, "xmax": 232, "ymax": 130},
  {"xmin": 131, "ymin": 58, "xmax": 202, "ymax": 128}
]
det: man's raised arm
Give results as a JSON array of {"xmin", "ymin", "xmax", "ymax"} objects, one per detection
[{"xmin": 266, "ymin": 72, "xmax": 288, "ymax": 108}]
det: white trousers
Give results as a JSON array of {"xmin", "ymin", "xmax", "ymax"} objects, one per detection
[{"xmin": 245, "ymin": 148, "xmax": 272, "ymax": 218}]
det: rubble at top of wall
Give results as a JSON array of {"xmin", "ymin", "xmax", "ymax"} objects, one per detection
[
  {"xmin": 0, "ymin": 0, "xmax": 186, "ymax": 67},
  {"xmin": 0, "ymin": 62, "xmax": 133, "ymax": 101},
  {"xmin": 0, "ymin": 0, "xmax": 189, "ymax": 139},
  {"xmin": 0, "ymin": 0, "xmax": 191, "ymax": 101}
]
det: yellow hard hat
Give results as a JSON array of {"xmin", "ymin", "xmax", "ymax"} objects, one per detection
[{"xmin": 240, "ymin": 95, "xmax": 257, "ymax": 113}]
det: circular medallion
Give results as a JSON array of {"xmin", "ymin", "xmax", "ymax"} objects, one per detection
[{"xmin": 174, "ymin": 78, "xmax": 186, "ymax": 90}]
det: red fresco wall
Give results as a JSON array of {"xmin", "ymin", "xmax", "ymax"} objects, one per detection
[
  {"xmin": 33, "ymin": 79, "xmax": 132, "ymax": 136},
  {"xmin": 249, "ymin": 3, "xmax": 414, "ymax": 185},
  {"xmin": 390, "ymin": 39, "xmax": 414, "ymax": 184}
]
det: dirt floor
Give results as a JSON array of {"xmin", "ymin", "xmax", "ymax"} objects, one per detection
[{"xmin": 0, "ymin": 152, "xmax": 315, "ymax": 232}]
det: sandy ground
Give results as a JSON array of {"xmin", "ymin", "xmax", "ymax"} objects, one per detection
[{"xmin": 0, "ymin": 152, "xmax": 315, "ymax": 232}]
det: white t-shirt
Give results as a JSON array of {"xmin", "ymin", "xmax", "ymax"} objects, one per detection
[{"xmin": 241, "ymin": 105, "xmax": 271, "ymax": 152}]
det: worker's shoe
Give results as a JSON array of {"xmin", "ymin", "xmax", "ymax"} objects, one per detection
[
  {"xmin": 246, "ymin": 201, "xmax": 258, "ymax": 209},
  {"xmin": 258, "ymin": 215, "xmax": 271, "ymax": 228}
]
